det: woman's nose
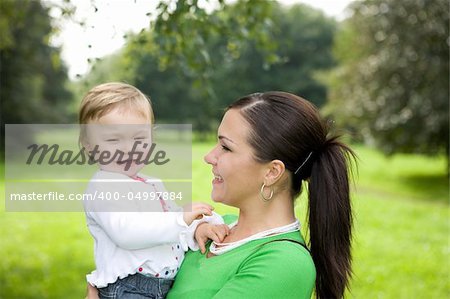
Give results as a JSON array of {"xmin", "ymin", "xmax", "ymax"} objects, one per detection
[{"xmin": 204, "ymin": 146, "xmax": 217, "ymax": 165}]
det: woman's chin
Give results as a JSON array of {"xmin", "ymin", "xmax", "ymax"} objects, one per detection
[{"xmin": 210, "ymin": 193, "xmax": 224, "ymax": 203}]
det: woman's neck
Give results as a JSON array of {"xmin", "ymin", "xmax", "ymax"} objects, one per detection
[{"xmin": 226, "ymin": 193, "xmax": 296, "ymax": 242}]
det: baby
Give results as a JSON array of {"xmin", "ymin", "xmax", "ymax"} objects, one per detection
[{"xmin": 79, "ymin": 82, "xmax": 225, "ymax": 298}]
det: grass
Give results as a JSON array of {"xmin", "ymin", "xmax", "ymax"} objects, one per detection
[
  {"xmin": 350, "ymin": 193, "xmax": 448, "ymax": 297},
  {"xmin": 0, "ymin": 143, "xmax": 448, "ymax": 298}
]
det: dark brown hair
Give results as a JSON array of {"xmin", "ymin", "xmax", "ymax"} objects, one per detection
[{"xmin": 228, "ymin": 91, "xmax": 355, "ymax": 299}]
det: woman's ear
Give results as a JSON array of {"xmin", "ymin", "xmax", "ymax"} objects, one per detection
[{"xmin": 264, "ymin": 160, "xmax": 285, "ymax": 186}]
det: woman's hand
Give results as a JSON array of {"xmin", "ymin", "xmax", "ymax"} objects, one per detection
[
  {"xmin": 183, "ymin": 202, "xmax": 214, "ymax": 225},
  {"xmin": 85, "ymin": 283, "xmax": 99, "ymax": 299},
  {"xmin": 195, "ymin": 223, "xmax": 230, "ymax": 254}
]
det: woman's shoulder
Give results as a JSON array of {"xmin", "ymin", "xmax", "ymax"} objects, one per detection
[
  {"xmin": 255, "ymin": 237, "xmax": 312, "ymax": 259},
  {"xmin": 242, "ymin": 236, "xmax": 315, "ymax": 276},
  {"xmin": 235, "ymin": 235, "xmax": 316, "ymax": 296}
]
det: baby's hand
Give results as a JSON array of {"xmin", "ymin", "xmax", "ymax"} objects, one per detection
[
  {"xmin": 195, "ymin": 223, "xmax": 230, "ymax": 254},
  {"xmin": 183, "ymin": 202, "xmax": 214, "ymax": 225}
]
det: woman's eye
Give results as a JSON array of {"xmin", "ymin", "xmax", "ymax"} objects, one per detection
[
  {"xmin": 106, "ymin": 139, "xmax": 118, "ymax": 142},
  {"xmin": 221, "ymin": 145, "xmax": 231, "ymax": 152}
]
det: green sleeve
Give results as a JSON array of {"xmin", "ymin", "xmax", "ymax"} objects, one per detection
[{"xmin": 212, "ymin": 241, "xmax": 315, "ymax": 299}]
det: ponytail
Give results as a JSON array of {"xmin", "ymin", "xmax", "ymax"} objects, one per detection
[{"xmin": 308, "ymin": 136, "xmax": 356, "ymax": 298}]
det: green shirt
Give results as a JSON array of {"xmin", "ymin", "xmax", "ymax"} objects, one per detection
[{"xmin": 168, "ymin": 215, "xmax": 316, "ymax": 299}]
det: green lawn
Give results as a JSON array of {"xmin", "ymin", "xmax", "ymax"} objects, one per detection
[{"xmin": 0, "ymin": 143, "xmax": 448, "ymax": 298}]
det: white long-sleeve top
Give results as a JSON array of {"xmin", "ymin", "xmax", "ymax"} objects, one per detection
[{"xmin": 83, "ymin": 170, "xmax": 222, "ymax": 288}]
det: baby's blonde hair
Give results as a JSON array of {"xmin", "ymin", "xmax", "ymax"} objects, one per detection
[
  {"xmin": 78, "ymin": 82, "xmax": 154, "ymax": 145},
  {"xmin": 79, "ymin": 82, "xmax": 154, "ymax": 124}
]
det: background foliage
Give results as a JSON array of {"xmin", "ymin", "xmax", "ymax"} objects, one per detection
[
  {"xmin": 0, "ymin": 0, "xmax": 73, "ymax": 152},
  {"xmin": 1, "ymin": 0, "xmax": 448, "ymax": 298},
  {"xmin": 78, "ymin": 1, "xmax": 336, "ymax": 137},
  {"xmin": 324, "ymin": 0, "xmax": 449, "ymax": 161}
]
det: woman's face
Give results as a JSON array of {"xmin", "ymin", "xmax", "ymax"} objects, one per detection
[{"xmin": 204, "ymin": 109, "xmax": 267, "ymax": 207}]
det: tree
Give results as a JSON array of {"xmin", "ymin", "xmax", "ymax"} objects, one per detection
[
  {"xmin": 211, "ymin": 4, "xmax": 336, "ymax": 109},
  {"xmin": 0, "ymin": 0, "xmax": 73, "ymax": 156},
  {"xmin": 324, "ymin": 0, "xmax": 449, "ymax": 167},
  {"xmin": 152, "ymin": 0, "xmax": 277, "ymax": 78},
  {"xmin": 74, "ymin": 0, "xmax": 278, "ymax": 138},
  {"xmin": 82, "ymin": 2, "xmax": 336, "ymax": 139},
  {"xmin": 150, "ymin": 0, "xmax": 278, "ymax": 136}
]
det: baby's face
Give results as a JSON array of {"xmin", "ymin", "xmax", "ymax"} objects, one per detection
[{"xmin": 84, "ymin": 108, "xmax": 152, "ymax": 177}]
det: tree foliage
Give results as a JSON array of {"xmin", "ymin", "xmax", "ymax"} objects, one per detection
[
  {"xmin": 211, "ymin": 4, "xmax": 336, "ymax": 108},
  {"xmin": 152, "ymin": 0, "xmax": 278, "ymax": 77},
  {"xmin": 0, "ymin": 0, "xmax": 73, "ymax": 154},
  {"xmin": 150, "ymin": 0, "xmax": 279, "ymax": 135},
  {"xmin": 81, "ymin": 2, "xmax": 336, "ymax": 138},
  {"xmin": 325, "ymin": 0, "xmax": 449, "ymax": 159}
]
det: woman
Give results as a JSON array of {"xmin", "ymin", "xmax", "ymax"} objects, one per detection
[
  {"xmin": 168, "ymin": 91, "xmax": 355, "ymax": 299},
  {"xmin": 88, "ymin": 91, "xmax": 355, "ymax": 298}
]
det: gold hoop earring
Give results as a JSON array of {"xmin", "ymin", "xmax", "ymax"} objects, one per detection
[{"xmin": 260, "ymin": 183, "xmax": 274, "ymax": 202}]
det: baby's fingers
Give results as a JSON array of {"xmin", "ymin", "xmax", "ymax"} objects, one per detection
[
  {"xmin": 221, "ymin": 224, "xmax": 230, "ymax": 236},
  {"xmin": 191, "ymin": 207, "xmax": 213, "ymax": 219},
  {"xmin": 198, "ymin": 237, "xmax": 207, "ymax": 254},
  {"xmin": 208, "ymin": 230, "xmax": 222, "ymax": 244},
  {"xmin": 213, "ymin": 225, "xmax": 230, "ymax": 242}
]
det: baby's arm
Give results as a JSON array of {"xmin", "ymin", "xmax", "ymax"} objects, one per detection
[
  {"xmin": 84, "ymin": 174, "xmax": 214, "ymax": 250},
  {"xmin": 87, "ymin": 211, "xmax": 191, "ymax": 249},
  {"xmin": 180, "ymin": 208, "xmax": 226, "ymax": 251},
  {"xmin": 88, "ymin": 203, "xmax": 218, "ymax": 250},
  {"xmin": 182, "ymin": 202, "xmax": 215, "ymax": 225}
]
